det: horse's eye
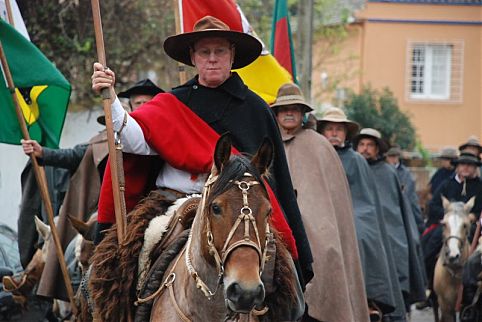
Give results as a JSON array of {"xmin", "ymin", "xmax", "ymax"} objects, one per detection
[{"xmin": 211, "ymin": 203, "xmax": 222, "ymax": 215}]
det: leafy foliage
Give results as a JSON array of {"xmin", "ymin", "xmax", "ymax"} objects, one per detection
[
  {"xmin": 344, "ymin": 87, "xmax": 417, "ymax": 149},
  {"xmin": 17, "ymin": 0, "xmax": 178, "ymax": 109},
  {"xmin": 15, "ymin": 0, "xmax": 348, "ymax": 109}
]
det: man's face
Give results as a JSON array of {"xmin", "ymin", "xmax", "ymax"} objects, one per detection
[
  {"xmin": 386, "ymin": 155, "xmax": 400, "ymax": 166},
  {"xmin": 456, "ymin": 163, "xmax": 477, "ymax": 179},
  {"xmin": 129, "ymin": 94, "xmax": 154, "ymax": 111},
  {"xmin": 276, "ymin": 105, "xmax": 303, "ymax": 133},
  {"xmin": 357, "ymin": 138, "xmax": 379, "ymax": 160},
  {"xmin": 440, "ymin": 158, "xmax": 453, "ymax": 169},
  {"xmin": 191, "ymin": 37, "xmax": 234, "ymax": 88},
  {"xmin": 321, "ymin": 122, "xmax": 347, "ymax": 147}
]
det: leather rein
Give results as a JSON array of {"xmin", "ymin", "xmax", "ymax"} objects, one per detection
[{"xmin": 136, "ymin": 171, "xmax": 270, "ymax": 321}]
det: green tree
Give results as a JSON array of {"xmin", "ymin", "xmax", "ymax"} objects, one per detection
[
  {"xmin": 344, "ymin": 87, "xmax": 417, "ymax": 149},
  {"xmin": 17, "ymin": 0, "xmax": 177, "ymax": 109}
]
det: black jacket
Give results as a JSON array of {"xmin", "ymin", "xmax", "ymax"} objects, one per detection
[
  {"xmin": 171, "ymin": 73, "xmax": 314, "ymax": 284},
  {"xmin": 427, "ymin": 175, "xmax": 482, "ymax": 226}
]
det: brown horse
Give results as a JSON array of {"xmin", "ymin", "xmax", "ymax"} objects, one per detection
[
  {"xmin": 2, "ymin": 214, "xmax": 97, "ymax": 320},
  {"xmin": 433, "ymin": 196, "xmax": 475, "ymax": 322},
  {"xmin": 147, "ymin": 135, "xmax": 301, "ymax": 321}
]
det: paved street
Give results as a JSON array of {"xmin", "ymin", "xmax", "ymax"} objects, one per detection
[{"xmin": 411, "ymin": 306, "xmax": 434, "ymax": 322}]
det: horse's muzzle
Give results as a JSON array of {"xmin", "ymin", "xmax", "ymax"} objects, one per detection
[{"xmin": 225, "ymin": 282, "xmax": 265, "ymax": 313}]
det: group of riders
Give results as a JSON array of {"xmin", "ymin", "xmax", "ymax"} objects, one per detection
[{"xmin": 3, "ymin": 15, "xmax": 482, "ymax": 322}]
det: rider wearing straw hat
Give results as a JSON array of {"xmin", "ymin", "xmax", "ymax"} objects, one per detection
[{"xmin": 271, "ymin": 85, "xmax": 368, "ymax": 322}]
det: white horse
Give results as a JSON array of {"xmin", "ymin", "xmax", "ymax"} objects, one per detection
[{"xmin": 433, "ymin": 196, "xmax": 475, "ymax": 322}]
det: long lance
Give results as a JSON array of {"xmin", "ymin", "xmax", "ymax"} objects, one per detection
[
  {"xmin": 173, "ymin": 0, "xmax": 187, "ymax": 84},
  {"xmin": 0, "ymin": 41, "xmax": 78, "ymax": 314},
  {"xmin": 90, "ymin": 0, "xmax": 127, "ymax": 243}
]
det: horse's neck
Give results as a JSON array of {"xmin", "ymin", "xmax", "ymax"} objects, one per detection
[{"xmin": 179, "ymin": 216, "xmax": 229, "ymax": 319}]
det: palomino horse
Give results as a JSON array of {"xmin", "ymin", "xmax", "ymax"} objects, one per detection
[
  {"xmin": 433, "ymin": 196, "xmax": 475, "ymax": 322},
  {"xmin": 148, "ymin": 135, "xmax": 300, "ymax": 321}
]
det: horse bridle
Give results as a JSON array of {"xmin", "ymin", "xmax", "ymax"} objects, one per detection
[
  {"xmin": 185, "ymin": 172, "xmax": 270, "ymax": 300},
  {"xmin": 442, "ymin": 234, "xmax": 467, "ymax": 278}
]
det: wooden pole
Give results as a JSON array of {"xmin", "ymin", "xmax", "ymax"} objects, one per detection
[
  {"xmin": 90, "ymin": 0, "xmax": 126, "ymax": 242},
  {"xmin": 173, "ymin": 0, "xmax": 187, "ymax": 84},
  {"xmin": 4, "ymin": 0, "xmax": 14, "ymax": 28},
  {"xmin": 0, "ymin": 40, "xmax": 78, "ymax": 315}
]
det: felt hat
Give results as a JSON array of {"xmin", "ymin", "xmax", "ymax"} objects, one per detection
[{"xmin": 163, "ymin": 16, "xmax": 262, "ymax": 69}]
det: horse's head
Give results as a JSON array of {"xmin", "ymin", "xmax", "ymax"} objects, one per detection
[
  {"xmin": 34, "ymin": 216, "xmax": 52, "ymax": 262},
  {"xmin": 441, "ymin": 196, "xmax": 474, "ymax": 267},
  {"xmin": 68, "ymin": 213, "xmax": 97, "ymax": 272},
  {"xmin": 193, "ymin": 134, "xmax": 273, "ymax": 313}
]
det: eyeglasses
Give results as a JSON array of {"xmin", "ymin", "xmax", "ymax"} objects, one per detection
[{"xmin": 193, "ymin": 46, "xmax": 232, "ymax": 59}]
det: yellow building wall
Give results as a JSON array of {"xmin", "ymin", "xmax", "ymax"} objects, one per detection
[{"xmin": 313, "ymin": 3, "xmax": 482, "ymax": 152}]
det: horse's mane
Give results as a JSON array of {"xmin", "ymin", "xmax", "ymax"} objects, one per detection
[
  {"xmin": 89, "ymin": 191, "xmax": 173, "ymax": 322},
  {"xmin": 262, "ymin": 228, "xmax": 300, "ymax": 321}
]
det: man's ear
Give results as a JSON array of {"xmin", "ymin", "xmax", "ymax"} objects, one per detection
[
  {"xmin": 190, "ymin": 48, "xmax": 195, "ymax": 66},
  {"xmin": 230, "ymin": 46, "xmax": 235, "ymax": 66}
]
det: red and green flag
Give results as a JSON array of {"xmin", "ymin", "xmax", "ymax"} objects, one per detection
[
  {"xmin": 271, "ymin": 0, "xmax": 297, "ymax": 80},
  {"xmin": 0, "ymin": 19, "xmax": 70, "ymax": 148}
]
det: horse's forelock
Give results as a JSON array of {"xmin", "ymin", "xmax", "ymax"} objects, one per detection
[{"xmin": 208, "ymin": 155, "xmax": 265, "ymax": 203}]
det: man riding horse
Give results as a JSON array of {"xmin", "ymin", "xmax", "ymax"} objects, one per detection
[{"xmin": 91, "ymin": 14, "xmax": 312, "ymax": 308}]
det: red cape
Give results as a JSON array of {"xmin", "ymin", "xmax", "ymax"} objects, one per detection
[{"xmin": 98, "ymin": 93, "xmax": 298, "ymax": 258}]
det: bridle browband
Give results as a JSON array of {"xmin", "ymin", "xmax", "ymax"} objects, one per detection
[
  {"xmin": 135, "ymin": 171, "xmax": 271, "ymax": 321},
  {"xmin": 442, "ymin": 222, "xmax": 469, "ymax": 278},
  {"xmin": 185, "ymin": 171, "xmax": 270, "ymax": 300}
]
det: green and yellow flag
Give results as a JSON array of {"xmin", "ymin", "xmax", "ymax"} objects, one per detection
[{"xmin": 0, "ymin": 19, "xmax": 70, "ymax": 148}]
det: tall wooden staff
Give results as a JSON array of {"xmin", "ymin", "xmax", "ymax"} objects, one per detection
[
  {"xmin": 90, "ymin": 0, "xmax": 127, "ymax": 243},
  {"xmin": 0, "ymin": 40, "xmax": 78, "ymax": 314},
  {"xmin": 173, "ymin": 0, "xmax": 187, "ymax": 84}
]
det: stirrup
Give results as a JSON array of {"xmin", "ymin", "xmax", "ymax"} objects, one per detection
[{"xmin": 368, "ymin": 302, "xmax": 382, "ymax": 322}]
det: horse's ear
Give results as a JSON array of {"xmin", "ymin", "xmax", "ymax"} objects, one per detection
[
  {"xmin": 464, "ymin": 197, "xmax": 476, "ymax": 213},
  {"xmin": 34, "ymin": 216, "xmax": 50, "ymax": 241},
  {"xmin": 67, "ymin": 215, "xmax": 89, "ymax": 237},
  {"xmin": 251, "ymin": 137, "xmax": 274, "ymax": 177},
  {"xmin": 213, "ymin": 133, "xmax": 232, "ymax": 174},
  {"xmin": 441, "ymin": 195, "xmax": 450, "ymax": 211}
]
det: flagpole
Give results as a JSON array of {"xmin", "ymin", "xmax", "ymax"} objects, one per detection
[
  {"xmin": 0, "ymin": 41, "xmax": 78, "ymax": 315},
  {"xmin": 90, "ymin": 0, "xmax": 127, "ymax": 243},
  {"xmin": 173, "ymin": 0, "xmax": 187, "ymax": 84},
  {"xmin": 4, "ymin": 0, "xmax": 14, "ymax": 28}
]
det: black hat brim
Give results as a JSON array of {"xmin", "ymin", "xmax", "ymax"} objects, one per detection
[
  {"xmin": 118, "ymin": 86, "xmax": 164, "ymax": 99},
  {"xmin": 163, "ymin": 30, "xmax": 262, "ymax": 69}
]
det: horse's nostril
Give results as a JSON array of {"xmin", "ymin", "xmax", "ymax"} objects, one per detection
[
  {"xmin": 226, "ymin": 282, "xmax": 242, "ymax": 303},
  {"xmin": 226, "ymin": 282, "xmax": 265, "ymax": 311},
  {"xmin": 254, "ymin": 284, "xmax": 265, "ymax": 305}
]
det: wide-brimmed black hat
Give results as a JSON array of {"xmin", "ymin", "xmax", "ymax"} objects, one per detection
[
  {"xmin": 117, "ymin": 78, "xmax": 164, "ymax": 99},
  {"xmin": 98, "ymin": 79, "xmax": 164, "ymax": 125},
  {"xmin": 352, "ymin": 128, "xmax": 389, "ymax": 154},
  {"xmin": 452, "ymin": 152, "xmax": 481, "ymax": 166},
  {"xmin": 163, "ymin": 16, "xmax": 262, "ymax": 69}
]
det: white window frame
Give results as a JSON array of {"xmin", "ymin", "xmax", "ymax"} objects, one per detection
[{"xmin": 410, "ymin": 44, "xmax": 451, "ymax": 100}]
